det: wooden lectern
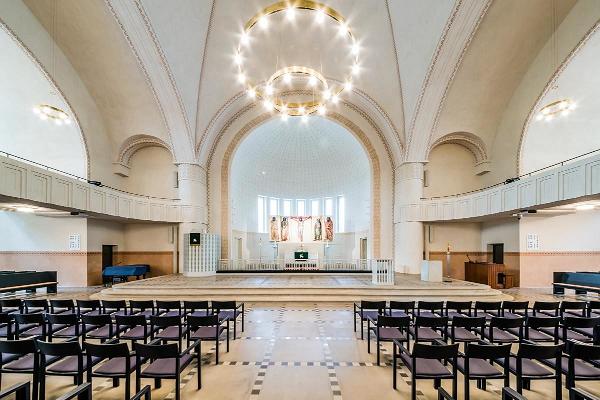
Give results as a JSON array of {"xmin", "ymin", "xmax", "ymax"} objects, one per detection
[{"xmin": 464, "ymin": 261, "xmax": 505, "ymax": 289}]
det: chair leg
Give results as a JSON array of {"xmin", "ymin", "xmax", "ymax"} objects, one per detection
[
  {"xmin": 198, "ymin": 344, "xmax": 202, "ymax": 390},
  {"xmin": 241, "ymin": 309, "xmax": 245, "ymax": 332},
  {"xmin": 464, "ymin": 377, "xmax": 470, "ymax": 400},
  {"xmin": 434, "ymin": 378, "xmax": 440, "ymax": 389},
  {"xmin": 155, "ymin": 378, "xmax": 162, "ymax": 389},
  {"xmin": 125, "ymin": 374, "xmax": 130, "ymax": 400},
  {"xmin": 40, "ymin": 373, "xmax": 46, "ymax": 400},
  {"xmin": 233, "ymin": 318, "xmax": 237, "ymax": 340},
  {"xmin": 367, "ymin": 323, "xmax": 371, "ymax": 354},
  {"xmin": 411, "ymin": 375, "xmax": 416, "ymax": 400},
  {"xmin": 176, "ymin": 375, "xmax": 180, "ymax": 400},
  {"xmin": 215, "ymin": 337, "xmax": 219, "ymax": 364},
  {"xmin": 32, "ymin": 373, "xmax": 39, "ymax": 400},
  {"xmin": 556, "ymin": 375, "xmax": 562, "ymax": 400},
  {"xmin": 361, "ymin": 318, "xmax": 364, "ymax": 340},
  {"xmin": 376, "ymin": 337, "xmax": 380, "ymax": 366},
  {"xmin": 523, "ymin": 378, "xmax": 530, "ymax": 391},
  {"xmin": 392, "ymin": 344, "xmax": 397, "ymax": 389},
  {"xmin": 113, "ymin": 377, "xmax": 119, "ymax": 387},
  {"xmin": 353, "ymin": 308, "xmax": 357, "ymax": 332}
]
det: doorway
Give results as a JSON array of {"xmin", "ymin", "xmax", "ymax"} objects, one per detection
[{"xmin": 359, "ymin": 238, "xmax": 367, "ymax": 260}]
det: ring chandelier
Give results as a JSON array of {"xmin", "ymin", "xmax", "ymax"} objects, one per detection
[
  {"xmin": 235, "ymin": 1, "xmax": 360, "ymax": 119},
  {"xmin": 32, "ymin": 104, "xmax": 72, "ymax": 125},
  {"xmin": 535, "ymin": 98, "xmax": 576, "ymax": 122}
]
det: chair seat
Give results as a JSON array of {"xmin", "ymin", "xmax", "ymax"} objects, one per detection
[
  {"xmin": 539, "ymin": 327, "xmax": 592, "ymax": 342},
  {"xmin": 399, "ymin": 352, "xmax": 453, "ymax": 378},
  {"xmin": 135, "ymin": 310, "xmax": 154, "ymax": 318},
  {"xmin": 3, "ymin": 354, "xmax": 36, "ymax": 371},
  {"xmin": 484, "ymin": 328, "xmax": 519, "ymax": 343},
  {"xmin": 156, "ymin": 326, "xmax": 187, "ymax": 340},
  {"xmin": 457, "ymin": 358, "xmax": 504, "ymax": 378},
  {"xmin": 452, "ymin": 327, "xmax": 480, "ymax": 342},
  {"xmin": 53, "ymin": 325, "xmax": 80, "ymax": 338},
  {"xmin": 502, "ymin": 312, "xmax": 524, "ymax": 319},
  {"xmin": 369, "ymin": 327, "xmax": 407, "ymax": 341},
  {"xmin": 160, "ymin": 311, "xmax": 183, "ymax": 318},
  {"xmin": 0, "ymin": 325, "xmax": 11, "ymax": 338},
  {"xmin": 16, "ymin": 323, "xmax": 37, "ymax": 333},
  {"xmin": 389, "ymin": 310, "xmax": 409, "ymax": 318},
  {"xmin": 0, "ymin": 353, "xmax": 19, "ymax": 365},
  {"xmin": 141, "ymin": 354, "xmax": 192, "ymax": 377},
  {"xmin": 191, "ymin": 326, "xmax": 225, "ymax": 340},
  {"xmin": 519, "ymin": 328, "xmax": 555, "ymax": 342},
  {"xmin": 409, "ymin": 327, "xmax": 444, "ymax": 341},
  {"xmin": 359, "ymin": 310, "xmax": 380, "ymax": 321},
  {"xmin": 20, "ymin": 325, "xmax": 46, "ymax": 337},
  {"xmin": 415, "ymin": 312, "xmax": 438, "ymax": 318},
  {"xmin": 446, "ymin": 311, "xmax": 466, "ymax": 320},
  {"xmin": 563, "ymin": 311, "xmax": 587, "ymax": 318},
  {"xmin": 121, "ymin": 326, "xmax": 148, "ymax": 340},
  {"xmin": 498, "ymin": 357, "xmax": 554, "ymax": 377},
  {"xmin": 80, "ymin": 309, "xmax": 102, "ymax": 316},
  {"xmin": 47, "ymin": 356, "xmax": 100, "ymax": 374},
  {"xmin": 544, "ymin": 358, "xmax": 600, "ymax": 378},
  {"xmin": 572, "ymin": 327, "xmax": 595, "ymax": 337},
  {"xmin": 188, "ymin": 310, "xmax": 210, "ymax": 318},
  {"xmin": 94, "ymin": 356, "xmax": 137, "ymax": 376},
  {"xmin": 87, "ymin": 325, "xmax": 116, "ymax": 339}
]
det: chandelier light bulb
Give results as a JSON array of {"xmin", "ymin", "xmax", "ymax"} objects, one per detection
[
  {"xmin": 258, "ymin": 15, "xmax": 268, "ymax": 29},
  {"xmin": 234, "ymin": 53, "xmax": 242, "ymax": 65},
  {"xmin": 338, "ymin": 23, "xmax": 348, "ymax": 35},
  {"xmin": 344, "ymin": 81, "xmax": 352, "ymax": 91},
  {"xmin": 281, "ymin": 113, "xmax": 289, "ymax": 121},
  {"xmin": 237, "ymin": 73, "xmax": 246, "ymax": 84},
  {"xmin": 298, "ymin": 106, "xmax": 306, "ymax": 114},
  {"xmin": 281, "ymin": 104, "xmax": 288, "ymax": 113},
  {"xmin": 241, "ymin": 31, "xmax": 250, "ymax": 45},
  {"xmin": 40, "ymin": 114, "xmax": 48, "ymax": 121},
  {"xmin": 351, "ymin": 43, "xmax": 359, "ymax": 55},
  {"xmin": 55, "ymin": 119, "xmax": 63, "ymax": 126},
  {"xmin": 332, "ymin": 95, "xmax": 339, "ymax": 104},
  {"xmin": 569, "ymin": 102, "xmax": 576, "ymax": 110},
  {"xmin": 308, "ymin": 75, "xmax": 317, "ymax": 87},
  {"xmin": 286, "ymin": 6, "xmax": 295, "ymax": 20},
  {"xmin": 265, "ymin": 84, "xmax": 274, "ymax": 95},
  {"xmin": 301, "ymin": 114, "xmax": 309, "ymax": 123},
  {"xmin": 316, "ymin": 9, "xmax": 325, "ymax": 23},
  {"xmin": 65, "ymin": 118, "xmax": 72, "ymax": 125},
  {"xmin": 561, "ymin": 110, "xmax": 569, "ymax": 117},
  {"xmin": 283, "ymin": 73, "xmax": 292, "ymax": 84},
  {"xmin": 263, "ymin": 100, "xmax": 274, "ymax": 111},
  {"xmin": 247, "ymin": 88, "xmax": 256, "ymax": 98},
  {"xmin": 32, "ymin": 107, "xmax": 40, "ymax": 114},
  {"xmin": 535, "ymin": 114, "xmax": 544, "ymax": 121},
  {"xmin": 323, "ymin": 89, "xmax": 331, "ymax": 100},
  {"xmin": 352, "ymin": 64, "xmax": 360, "ymax": 75},
  {"xmin": 317, "ymin": 105, "xmax": 326, "ymax": 115}
]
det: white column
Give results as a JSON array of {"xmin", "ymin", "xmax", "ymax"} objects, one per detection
[
  {"xmin": 176, "ymin": 163, "xmax": 208, "ymax": 273},
  {"xmin": 394, "ymin": 162, "xmax": 425, "ymax": 274}
]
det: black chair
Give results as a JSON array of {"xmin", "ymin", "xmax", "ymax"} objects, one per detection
[
  {"xmin": 450, "ymin": 316, "xmax": 485, "ymax": 344},
  {"xmin": 35, "ymin": 339, "xmax": 99, "ymax": 399},
  {"xmin": 183, "ymin": 301, "xmax": 211, "ymax": 318},
  {"xmin": 46, "ymin": 313, "xmax": 81, "ymax": 341},
  {"xmin": 129, "ymin": 300, "xmax": 156, "ymax": 319},
  {"xmin": 388, "ymin": 301, "xmax": 414, "ymax": 319},
  {"xmin": 393, "ymin": 340, "xmax": 459, "ymax": 400},
  {"xmin": 473, "ymin": 301, "xmax": 502, "ymax": 320},
  {"xmin": 0, "ymin": 381, "xmax": 30, "ymax": 400},
  {"xmin": 116, "ymin": 315, "xmax": 151, "ymax": 344},
  {"xmin": 55, "ymin": 382, "xmax": 92, "ymax": 400},
  {"xmin": 502, "ymin": 387, "xmax": 528, "ymax": 400},
  {"xmin": 82, "ymin": 314, "xmax": 118, "ymax": 343},
  {"xmin": 410, "ymin": 315, "xmax": 448, "ymax": 343},
  {"xmin": 561, "ymin": 301, "xmax": 588, "ymax": 318},
  {"xmin": 187, "ymin": 315, "xmax": 229, "ymax": 367},
  {"xmin": 353, "ymin": 300, "xmax": 386, "ymax": 340},
  {"xmin": 0, "ymin": 313, "xmax": 13, "ymax": 340},
  {"xmin": 571, "ymin": 387, "xmax": 600, "ymax": 400},
  {"xmin": 102, "ymin": 300, "xmax": 129, "ymax": 317},
  {"xmin": 444, "ymin": 301, "xmax": 472, "ymax": 320},
  {"xmin": 86, "ymin": 341, "xmax": 136, "ymax": 399},
  {"xmin": 546, "ymin": 317, "xmax": 600, "ymax": 343},
  {"xmin": 520, "ymin": 316, "xmax": 559, "ymax": 343},
  {"xmin": 131, "ymin": 385, "xmax": 152, "ymax": 400},
  {"xmin": 156, "ymin": 301, "xmax": 183, "ymax": 318},
  {"xmin": 532, "ymin": 301, "xmax": 560, "ymax": 317},
  {"xmin": 498, "ymin": 301, "xmax": 529, "ymax": 318},
  {"xmin": 457, "ymin": 342, "xmax": 511, "ymax": 400},
  {"xmin": 150, "ymin": 315, "xmax": 187, "ymax": 350},
  {"xmin": 501, "ymin": 342, "xmax": 563, "ymax": 400},
  {"xmin": 76, "ymin": 300, "xmax": 102, "ymax": 317},
  {"xmin": 23, "ymin": 300, "xmax": 48, "ymax": 314},
  {"xmin": 14, "ymin": 313, "xmax": 47, "ymax": 340},
  {"xmin": 212, "ymin": 301, "xmax": 244, "ymax": 340},
  {"xmin": 368, "ymin": 315, "xmax": 410, "ymax": 365},
  {"xmin": 588, "ymin": 301, "xmax": 600, "ymax": 318},
  {"xmin": 484, "ymin": 317, "xmax": 523, "ymax": 344},
  {"xmin": 49, "ymin": 299, "xmax": 75, "ymax": 315},
  {"xmin": 0, "ymin": 339, "xmax": 41, "ymax": 399},
  {"xmin": 135, "ymin": 340, "xmax": 200, "ymax": 400},
  {"xmin": 416, "ymin": 301, "xmax": 444, "ymax": 318},
  {"xmin": 564, "ymin": 340, "xmax": 600, "ymax": 390},
  {"xmin": 0, "ymin": 299, "xmax": 23, "ymax": 314}
]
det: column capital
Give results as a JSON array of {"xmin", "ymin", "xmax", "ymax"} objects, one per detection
[
  {"xmin": 395, "ymin": 162, "xmax": 425, "ymax": 182},
  {"xmin": 176, "ymin": 163, "xmax": 206, "ymax": 182}
]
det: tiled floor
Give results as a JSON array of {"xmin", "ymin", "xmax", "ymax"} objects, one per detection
[{"xmin": 2, "ymin": 296, "xmax": 600, "ymax": 399}]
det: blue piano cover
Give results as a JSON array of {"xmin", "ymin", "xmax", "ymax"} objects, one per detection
[{"xmin": 103, "ymin": 265, "xmax": 149, "ymax": 277}]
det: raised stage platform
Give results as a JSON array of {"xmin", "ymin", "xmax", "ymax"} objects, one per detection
[{"xmin": 95, "ymin": 273, "xmax": 510, "ymax": 302}]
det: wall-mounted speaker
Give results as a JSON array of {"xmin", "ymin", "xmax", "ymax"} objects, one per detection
[{"xmin": 189, "ymin": 233, "xmax": 201, "ymax": 246}]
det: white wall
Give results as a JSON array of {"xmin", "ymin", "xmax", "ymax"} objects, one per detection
[
  {"xmin": 424, "ymin": 144, "xmax": 484, "ymax": 198},
  {"xmin": 481, "ymin": 219, "xmax": 520, "ymax": 252},
  {"xmin": 126, "ymin": 146, "xmax": 177, "ymax": 199},
  {"xmin": 86, "ymin": 219, "xmax": 124, "ymax": 252},
  {"xmin": 519, "ymin": 211, "xmax": 600, "ymax": 251}
]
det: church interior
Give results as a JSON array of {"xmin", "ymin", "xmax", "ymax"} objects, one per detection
[{"xmin": 1, "ymin": 0, "xmax": 600, "ymax": 399}]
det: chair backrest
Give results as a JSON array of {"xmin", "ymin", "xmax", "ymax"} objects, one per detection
[
  {"xmin": 24, "ymin": 299, "xmax": 48, "ymax": 312},
  {"xmin": 490, "ymin": 316, "xmax": 524, "ymax": 329},
  {"xmin": 415, "ymin": 315, "xmax": 448, "ymax": 328},
  {"xmin": 525, "ymin": 315, "xmax": 560, "ymax": 329},
  {"xmin": 517, "ymin": 342, "xmax": 562, "ymax": 360},
  {"xmin": 589, "ymin": 301, "xmax": 600, "ymax": 314},
  {"xmin": 101, "ymin": 300, "xmax": 127, "ymax": 312},
  {"xmin": 50, "ymin": 299, "xmax": 75, "ymax": 313},
  {"xmin": 377, "ymin": 315, "xmax": 410, "ymax": 329},
  {"xmin": 532, "ymin": 301, "xmax": 559, "ymax": 315},
  {"xmin": 184, "ymin": 300, "xmax": 210, "ymax": 312},
  {"xmin": 465, "ymin": 342, "xmax": 511, "ymax": 360},
  {"xmin": 389, "ymin": 301, "xmax": 414, "ymax": 311},
  {"xmin": 359, "ymin": 300, "xmax": 386, "ymax": 311},
  {"xmin": 0, "ymin": 299, "xmax": 22, "ymax": 313},
  {"xmin": 417, "ymin": 301, "xmax": 444, "ymax": 313},
  {"xmin": 116, "ymin": 314, "xmax": 146, "ymax": 328},
  {"xmin": 46, "ymin": 313, "xmax": 78, "ymax": 326},
  {"xmin": 452, "ymin": 315, "xmax": 486, "ymax": 329},
  {"xmin": 412, "ymin": 342, "xmax": 459, "ymax": 360},
  {"xmin": 85, "ymin": 341, "xmax": 129, "ymax": 359},
  {"xmin": 81, "ymin": 314, "xmax": 112, "ymax": 327},
  {"xmin": 561, "ymin": 301, "xmax": 587, "ymax": 317},
  {"xmin": 129, "ymin": 300, "xmax": 154, "ymax": 312},
  {"xmin": 0, "ymin": 338, "xmax": 36, "ymax": 356},
  {"xmin": 211, "ymin": 301, "xmax": 237, "ymax": 311},
  {"xmin": 564, "ymin": 316, "xmax": 600, "ymax": 329},
  {"xmin": 150, "ymin": 315, "xmax": 181, "ymax": 328},
  {"xmin": 569, "ymin": 341, "xmax": 600, "ymax": 362},
  {"xmin": 14, "ymin": 312, "xmax": 45, "ymax": 325},
  {"xmin": 35, "ymin": 339, "xmax": 82, "ymax": 357},
  {"xmin": 445, "ymin": 301, "xmax": 472, "ymax": 312},
  {"xmin": 0, "ymin": 312, "xmax": 11, "ymax": 325},
  {"xmin": 187, "ymin": 315, "xmax": 219, "ymax": 329},
  {"xmin": 134, "ymin": 342, "xmax": 178, "ymax": 359},
  {"xmin": 156, "ymin": 300, "xmax": 181, "ymax": 312},
  {"xmin": 474, "ymin": 301, "xmax": 502, "ymax": 314},
  {"xmin": 76, "ymin": 300, "xmax": 101, "ymax": 314},
  {"xmin": 501, "ymin": 301, "xmax": 529, "ymax": 312}
]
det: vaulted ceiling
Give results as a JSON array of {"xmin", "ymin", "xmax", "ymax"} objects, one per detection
[{"xmin": 18, "ymin": 0, "xmax": 584, "ymax": 170}]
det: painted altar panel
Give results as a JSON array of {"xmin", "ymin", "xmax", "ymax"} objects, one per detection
[{"xmin": 270, "ymin": 216, "xmax": 334, "ymax": 243}]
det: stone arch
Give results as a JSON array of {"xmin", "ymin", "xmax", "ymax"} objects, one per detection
[
  {"xmin": 113, "ymin": 134, "xmax": 173, "ymax": 177},
  {"xmin": 428, "ymin": 131, "xmax": 490, "ymax": 174}
]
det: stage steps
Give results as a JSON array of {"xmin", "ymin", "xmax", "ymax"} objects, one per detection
[{"xmin": 94, "ymin": 273, "xmax": 511, "ymax": 302}]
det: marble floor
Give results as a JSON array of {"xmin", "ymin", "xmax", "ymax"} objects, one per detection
[{"xmin": 1, "ymin": 296, "xmax": 600, "ymax": 399}]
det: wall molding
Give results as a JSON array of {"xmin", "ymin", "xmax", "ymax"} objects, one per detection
[{"xmin": 113, "ymin": 134, "xmax": 173, "ymax": 176}]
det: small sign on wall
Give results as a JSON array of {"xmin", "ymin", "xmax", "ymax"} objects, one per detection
[
  {"xmin": 526, "ymin": 233, "xmax": 539, "ymax": 250},
  {"xmin": 68, "ymin": 234, "xmax": 81, "ymax": 251}
]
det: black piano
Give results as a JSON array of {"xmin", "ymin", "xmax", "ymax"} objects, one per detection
[
  {"xmin": 0, "ymin": 271, "xmax": 57, "ymax": 293},
  {"xmin": 553, "ymin": 271, "xmax": 600, "ymax": 295},
  {"xmin": 102, "ymin": 265, "xmax": 150, "ymax": 285}
]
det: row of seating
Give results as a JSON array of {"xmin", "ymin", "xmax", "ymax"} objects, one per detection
[
  {"xmin": 354, "ymin": 300, "xmax": 600, "ymax": 400},
  {"xmin": 0, "ymin": 298, "xmax": 245, "ymax": 400},
  {"xmin": 0, "ymin": 381, "xmax": 152, "ymax": 400}
]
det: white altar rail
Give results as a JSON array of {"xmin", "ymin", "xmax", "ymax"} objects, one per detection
[
  {"xmin": 371, "ymin": 259, "xmax": 395, "ymax": 285},
  {"xmin": 400, "ymin": 150, "xmax": 600, "ymax": 222},
  {"xmin": 0, "ymin": 151, "xmax": 197, "ymax": 222},
  {"xmin": 184, "ymin": 233, "xmax": 220, "ymax": 276},
  {"xmin": 217, "ymin": 259, "xmax": 371, "ymax": 272}
]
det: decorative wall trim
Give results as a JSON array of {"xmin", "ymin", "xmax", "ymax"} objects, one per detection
[
  {"xmin": 428, "ymin": 131, "xmax": 489, "ymax": 169},
  {"xmin": 517, "ymin": 21, "xmax": 600, "ymax": 175},
  {"xmin": 0, "ymin": 251, "xmax": 88, "ymax": 256},
  {"xmin": 114, "ymin": 134, "xmax": 173, "ymax": 176},
  {"xmin": 406, "ymin": 0, "xmax": 492, "ymax": 162},
  {"xmin": 384, "ymin": 0, "xmax": 406, "ymax": 147}
]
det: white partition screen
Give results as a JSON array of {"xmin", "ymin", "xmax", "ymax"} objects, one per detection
[{"xmin": 183, "ymin": 233, "xmax": 220, "ymax": 276}]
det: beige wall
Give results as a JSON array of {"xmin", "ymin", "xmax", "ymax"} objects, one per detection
[
  {"xmin": 424, "ymin": 144, "xmax": 484, "ymax": 198},
  {"xmin": 126, "ymin": 147, "xmax": 178, "ymax": 199}
]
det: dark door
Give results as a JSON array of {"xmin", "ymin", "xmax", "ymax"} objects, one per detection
[{"xmin": 102, "ymin": 245, "xmax": 117, "ymax": 269}]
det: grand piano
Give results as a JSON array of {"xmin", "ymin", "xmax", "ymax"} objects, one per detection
[
  {"xmin": 0, "ymin": 271, "xmax": 57, "ymax": 293},
  {"xmin": 553, "ymin": 271, "xmax": 600, "ymax": 295},
  {"xmin": 102, "ymin": 264, "xmax": 150, "ymax": 285}
]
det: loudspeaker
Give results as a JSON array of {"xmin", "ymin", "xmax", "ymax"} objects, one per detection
[{"xmin": 189, "ymin": 233, "xmax": 201, "ymax": 246}]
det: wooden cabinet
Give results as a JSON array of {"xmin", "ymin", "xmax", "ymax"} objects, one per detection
[{"xmin": 464, "ymin": 262, "xmax": 505, "ymax": 289}]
